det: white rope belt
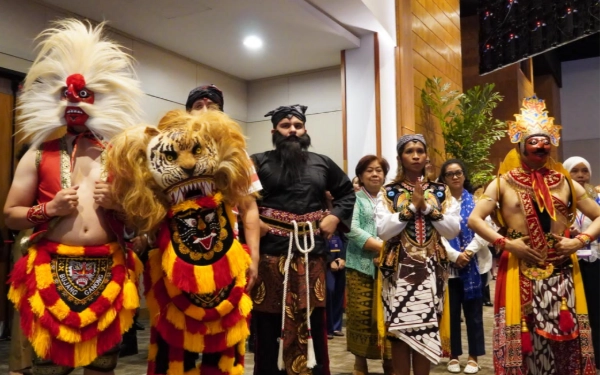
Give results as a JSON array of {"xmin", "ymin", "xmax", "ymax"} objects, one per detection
[{"xmin": 278, "ymin": 220, "xmax": 317, "ymax": 370}]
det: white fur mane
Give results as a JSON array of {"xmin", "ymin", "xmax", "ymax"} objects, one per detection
[{"xmin": 17, "ymin": 19, "xmax": 143, "ymax": 147}]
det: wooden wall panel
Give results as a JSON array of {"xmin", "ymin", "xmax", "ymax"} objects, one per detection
[
  {"xmin": 0, "ymin": 92, "xmax": 13, "ymax": 325},
  {"xmin": 0, "ymin": 93, "xmax": 13, "ymax": 237},
  {"xmin": 396, "ymin": 0, "xmax": 461, "ymax": 171},
  {"xmin": 410, "ymin": 0, "xmax": 462, "ymax": 169},
  {"xmin": 396, "ymin": 0, "xmax": 416, "ymax": 136}
]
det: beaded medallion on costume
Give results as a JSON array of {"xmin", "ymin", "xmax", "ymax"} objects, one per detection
[
  {"xmin": 381, "ymin": 181, "xmax": 448, "ymax": 268},
  {"xmin": 145, "ymin": 177, "xmax": 251, "ymax": 375}
]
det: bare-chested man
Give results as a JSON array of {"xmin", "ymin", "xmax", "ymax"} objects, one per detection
[
  {"xmin": 5, "ymin": 19, "xmax": 143, "ymax": 375},
  {"xmin": 468, "ymin": 97, "xmax": 600, "ymax": 375}
]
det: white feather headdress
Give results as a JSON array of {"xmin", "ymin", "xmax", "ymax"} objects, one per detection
[{"xmin": 17, "ymin": 18, "xmax": 143, "ymax": 147}]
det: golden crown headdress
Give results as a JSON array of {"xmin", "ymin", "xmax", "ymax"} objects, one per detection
[{"xmin": 507, "ymin": 96, "xmax": 561, "ymax": 146}]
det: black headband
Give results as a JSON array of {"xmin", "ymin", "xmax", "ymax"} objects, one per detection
[
  {"xmin": 264, "ymin": 104, "xmax": 308, "ymax": 128},
  {"xmin": 185, "ymin": 84, "xmax": 224, "ymax": 111}
]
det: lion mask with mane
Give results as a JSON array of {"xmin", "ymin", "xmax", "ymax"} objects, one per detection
[
  {"xmin": 108, "ymin": 109, "xmax": 252, "ymax": 234},
  {"xmin": 107, "ymin": 109, "xmax": 253, "ymax": 375}
]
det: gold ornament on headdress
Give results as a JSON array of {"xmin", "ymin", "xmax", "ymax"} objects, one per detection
[{"xmin": 507, "ymin": 96, "xmax": 561, "ymax": 146}]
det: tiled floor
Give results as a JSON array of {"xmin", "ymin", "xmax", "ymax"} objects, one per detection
[{"xmin": 0, "ymin": 283, "xmax": 497, "ymax": 375}]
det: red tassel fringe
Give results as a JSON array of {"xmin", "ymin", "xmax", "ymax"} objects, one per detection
[
  {"xmin": 521, "ymin": 330, "xmax": 533, "ymax": 355},
  {"xmin": 559, "ymin": 309, "xmax": 575, "ymax": 332}
]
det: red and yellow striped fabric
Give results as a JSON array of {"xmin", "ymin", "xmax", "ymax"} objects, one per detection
[{"xmin": 8, "ymin": 240, "xmax": 142, "ymax": 368}]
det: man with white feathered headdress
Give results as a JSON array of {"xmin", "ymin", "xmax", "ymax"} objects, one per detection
[{"xmin": 4, "ymin": 19, "xmax": 143, "ymax": 375}]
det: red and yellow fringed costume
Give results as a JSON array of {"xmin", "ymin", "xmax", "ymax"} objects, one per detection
[
  {"xmin": 492, "ymin": 96, "xmax": 596, "ymax": 375},
  {"xmin": 8, "ymin": 240, "xmax": 142, "ymax": 368},
  {"xmin": 145, "ymin": 192, "xmax": 252, "ymax": 375}
]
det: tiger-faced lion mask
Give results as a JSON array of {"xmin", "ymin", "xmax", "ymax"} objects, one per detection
[{"xmin": 108, "ymin": 109, "xmax": 252, "ymax": 234}]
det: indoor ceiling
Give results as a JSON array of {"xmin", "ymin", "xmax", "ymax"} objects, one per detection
[{"xmin": 39, "ymin": 0, "xmax": 367, "ymax": 80}]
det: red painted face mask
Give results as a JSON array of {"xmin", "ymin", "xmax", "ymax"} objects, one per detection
[
  {"xmin": 61, "ymin": 73, "xmax": 95, "ymax": 129},
  {"xmin": 522, "ymin": 136, "xmax": 551, "ymax": 167}
]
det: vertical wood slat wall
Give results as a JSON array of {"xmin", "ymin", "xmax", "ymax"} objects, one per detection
[
  {"xmin": 396, "ymin": 0, "xmax": 462, "ymax": 170},
  {"xmin": 0, "ymin": 92, "xmax": 14, "ymax": 238},
  {"xmin": 413, "ymin": 0, "xmax": 462, "ymax": 168},
  {"xmin": 0, "ymin": 92, "xmax": 13, "ymax": 326}
]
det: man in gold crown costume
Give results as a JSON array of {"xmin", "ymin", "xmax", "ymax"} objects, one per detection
[{"xmin": 469, "ymin": 97, "xmax": 600, "ymax": 375}]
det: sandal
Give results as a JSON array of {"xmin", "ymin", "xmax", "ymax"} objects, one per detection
[
  {"xmin": 447, "ymin": 359, "xmax": 461, "ymax": 373},
  {"xmin": 463, "ymin": 360, "xmax": 480, "ymax": 374}
]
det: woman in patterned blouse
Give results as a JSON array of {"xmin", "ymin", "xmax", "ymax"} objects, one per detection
[{"xmin": 346, "ymin": 155, "xmax": 393, "ymax": 375}]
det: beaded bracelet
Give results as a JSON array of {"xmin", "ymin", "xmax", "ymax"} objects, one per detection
[
  {"xmin": 26, "ymin": 203, "xmax": 52, "ymax": 224},
  {"xmin": 575, "ymin": 233, "xmax": 594, "ymax": 247},
  {"xmin": 493, "ymin": 237, "xmax": 507, "ymax": 253}
]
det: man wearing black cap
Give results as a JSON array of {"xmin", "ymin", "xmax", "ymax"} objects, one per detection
[
  {"xmin": 185, "ymin": 84, "xmax": 262, "ymax": 293},
  {"xmin": 185, "ymin": 84, "xmax": 225, "ymax": 113},
  {"xmin": 250, "ymin": 104, "xmax": 355, "ymax": 375}
]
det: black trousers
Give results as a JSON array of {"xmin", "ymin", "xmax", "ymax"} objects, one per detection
[
  {"xmin": 579, "ymin": 259, "xmax": 600, "ymax": 369},
  {"xmin": 448, "ymin": 277, "xmax": 485, "ymax": 357},
  {"xmin": 253, "ymin": 309, "xmax": 329, "ymax": 375},
  {"xmin": 482, "ymin": 273, "xmax": 492, "ymax": 305},
  {"xmin": 326, "ymin": 268, "xmax": 345, "ymax": 334}
]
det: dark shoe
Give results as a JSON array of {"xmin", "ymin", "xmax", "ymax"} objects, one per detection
[
  {"xmin": 327, "ymin": 334, "xmax": 334, "ymax": 340},
  {"xmin": 484, "ymin": 301, "xmax": 493, "ymax": 307},
  {"xmin": 133, "ymin": 321, "xmax": 145, "ymax": 331},
  {"xmin": 333, "ymin": 330, "xmax": 344, "ymax": 337}
]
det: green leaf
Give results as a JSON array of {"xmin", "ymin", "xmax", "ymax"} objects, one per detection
[{"xmin": 420, "ymin": 77, "xmax": 506, "ymax": 187}]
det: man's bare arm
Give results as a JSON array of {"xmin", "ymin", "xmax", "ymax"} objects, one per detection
[
  {"xmin": 4, "ymin": 149, "xmax": 41, "ymax": 230},
  {"xmin": 239, "ymin": 196, "xmax": 260, "ymax": 292},
  {"xmin": 574, "ymin": 182, "xmax": 600, "ymax": 240},
  {"xmin": 468, "ymin": 179, "xmax": 503, "ymax": 244}
]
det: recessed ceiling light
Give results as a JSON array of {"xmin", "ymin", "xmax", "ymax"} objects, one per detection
[{"xmin": 243, "ymin": 36, "xmax": 263, "ymax": 49}]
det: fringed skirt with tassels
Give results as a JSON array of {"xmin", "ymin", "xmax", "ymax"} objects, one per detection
[
  {"xmin": 144, "ymin": 235, "xmax": 252, "ymax": 375},
  {"xmin": 493, "ymin": 249, "xmax": 596, "ymax": 375},
  {"xmin": 7, "ymin": 240, "xmax": 142, "ymax": 368}
]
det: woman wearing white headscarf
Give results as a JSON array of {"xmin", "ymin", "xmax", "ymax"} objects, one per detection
[{"xmin": 563, "ymin": 156, "xmax": 600, "ymax": 370}]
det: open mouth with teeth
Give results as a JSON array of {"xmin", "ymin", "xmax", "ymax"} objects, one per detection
[
  {"xmin": 64, "ymin": 106, "xmax": 89, "ymax": 124},
  {"xmin": 169, "ymin": 202, "xmax": 235, "ymax": 266},
  {"xmin": 175, "ymin": 209, "xmax": 221, "ymax": 252},
  {"xmin": 165, "ymin": 177, "xmax": 216, "ymax": 204}
]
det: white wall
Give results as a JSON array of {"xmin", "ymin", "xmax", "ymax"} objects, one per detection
[
  {"xmin": 560, "ymin": 57, "xmax": 600, "ymax": 185},
  {"xmin": 345, "ymin": 34, "xmax": 377, "ymax": 176},
  {"xmin": 560, "ymin": 57, "xmax": 600, "ymax": 142},
  {"xmin": 361, "ymin": 0, "xmax": 396, "ymax": 43},
  {"xmin": 378, "ymin": 31, "xmax": 398, "ymax": 181},
  {"xmin": 0, "ymin": 0, "xmax": 248, "ymax": 126},
  {"xmin": 245, "ymin": 68, "xmax": 344, "ymax": 170}
]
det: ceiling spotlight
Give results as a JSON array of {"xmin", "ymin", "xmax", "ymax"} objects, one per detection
[{"xmin": 243, "ymin": 36, "xmax": 263, "ymax": 49}]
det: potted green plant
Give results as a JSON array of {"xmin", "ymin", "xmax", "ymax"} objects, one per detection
[{"xmin": 421, "ymin": 77, "xmax": 506, "ymax": 188}]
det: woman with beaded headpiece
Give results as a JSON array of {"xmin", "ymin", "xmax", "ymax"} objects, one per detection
[{"xmin": 376, "ymin": 134, "xmax": 461, "ymax": 375}]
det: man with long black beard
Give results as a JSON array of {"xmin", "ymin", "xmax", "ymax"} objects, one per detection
[{"xmin": 250, "ymin": 104, "xmax": 355, "ymax": 375}]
